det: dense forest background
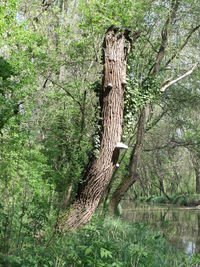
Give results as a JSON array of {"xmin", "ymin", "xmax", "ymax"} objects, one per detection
[{"xmin": 0, "ymin": 0, "xmax": 200, "ymax": 266}]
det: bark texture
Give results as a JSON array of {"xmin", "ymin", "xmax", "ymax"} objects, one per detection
[{"xmin": 60, "ymin": 27, "xmax": 131, "ymax": 230}]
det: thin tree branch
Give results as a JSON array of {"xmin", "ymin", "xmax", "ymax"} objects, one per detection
[
  {"xmin": 145, "ymin": 108, "xmax": 169, "ymax": 132},
  {"xmin": 49, "ymin": 79, "xmax": 82, "ymax": 108},
  {"xmin": 165, "ymin": 24, "xmax": 200, "ymax": 66},
  {"xmin": 160, "ymin": 63, "xmax": 198, "ymax": 92},
  {"xmin": 144, "ymin": 139, "xmax": 200, "ymax": 152},
  {"xmin": 33, "ymin": 0, "xmax": 56, "ymax": 22},
  {"xmin": 144, "ymin": 35, "xmax": 158, "ymax": 53},
  {"xmin": 151, "ymin": 0, "xmax": 180, "ymax": 75}
]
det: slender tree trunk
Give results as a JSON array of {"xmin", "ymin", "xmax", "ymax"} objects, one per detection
[
  {"xmin": 157, "ymin": 179, "xmax": 170, "ymax": 201},
  {"xmin": 60, "ymin": 26, "xmax": 132, "ymax": 230},
  {"xmin": 109, "ymin": 107, "xmax": 147, "ymax": 215},
  {"xmin": 196, "ymin": 173, "xmax": 200, "ymax": 194},
  {"xmin": 194, "ymin": 166, "xmax": 200, "ymax": 194},
  {"xmin": 197, "ymin": 213, "xmax": 200, "ymax": 254},
  {"xmin": 153, "ymin": 157, "xmax": 171, "ymax": 201},
  {"xmin": 190, "ymin": 152, "xmax": 200, "ymax": 194},
  {"xmin": 193, "ymin": 159, "xmax": 200, "ymax": 194}
]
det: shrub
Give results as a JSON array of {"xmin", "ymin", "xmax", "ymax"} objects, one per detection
[
  {"xmin": 149, "ymin": 195, "xmax": 169, "ymax": 204},
  {"xmin": 1, "ymin": 215, "xmax": 198, "ymax": 266}
]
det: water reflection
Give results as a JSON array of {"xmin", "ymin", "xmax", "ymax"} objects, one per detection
[{"xmin": 121, "ymin": 202, "xmax": 200, "ymax": 254}]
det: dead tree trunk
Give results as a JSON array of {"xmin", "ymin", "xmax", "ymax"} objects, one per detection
[{"xmin": 60, "ymin": 26, "xmax": 132, "ymax": 230}]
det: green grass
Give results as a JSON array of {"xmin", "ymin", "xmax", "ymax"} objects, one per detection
[{"xmin": 3, "ymin": 216, "xmax": 199, "ymax": 267}]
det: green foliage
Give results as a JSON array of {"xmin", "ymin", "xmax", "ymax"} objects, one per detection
[
  {"xmin": 136, "ymin": 194, "xmax": 200, "ymax": 206},
  {"xmin": 0, "ymin": 0, "xmax": 199, "ymax": 266},
  {"xmin": 0, "ymin": 216, "xmax": 194, "ymax": 267},
  {"xmin": 0, "ymin": 57, "xmax": 15, "ymax": 80},
  {"xmin": 42, "ymin": 110, "xmax": 93, "ymax": 198},
  {"xmin": 79, "ymin": 0, "xmax": 150, "ymax": 34},
  {"xmin": 0, "ymin": 0, "xmax": 17, "ymax": 35},
  {"xmin": 147, "ymin": 195, "xmax": 169, "ymax": 204},
  {"xmin": 0, "ymin": 0, "xmax": 48, "ymax": 132},
  {"xmin": 123, "ymin": 74, "xmax": 161, "ymax": 138},
  {"xmin": 0, "ymin": 125, "xmax": 55, "ymax": 265},
  {"xmin": 191, "ymin": 253, "xmax": 200, "ymax": 266},
  {"xmin": 171, "ymin": 194, "xmax": 200, "ymax": 206}
]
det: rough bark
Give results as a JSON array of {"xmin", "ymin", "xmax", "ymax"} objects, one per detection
[{"xmin": 59, "ymin": 26, "xmax": 132, "ymax": 230}]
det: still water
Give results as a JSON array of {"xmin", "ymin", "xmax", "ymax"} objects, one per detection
[{"xmin": 121, "ymin": 202, "xmax": 200, "ymax": 254}]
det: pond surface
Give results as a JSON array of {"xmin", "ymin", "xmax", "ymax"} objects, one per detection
[{"xmin": 121, "ymin": 202, "xmax": 200, "ymax": 255}]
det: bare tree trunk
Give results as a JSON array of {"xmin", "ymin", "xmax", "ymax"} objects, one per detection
[{"xmin": 59, "ymin": 26, "xmax": 133, "ymax": 230}]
